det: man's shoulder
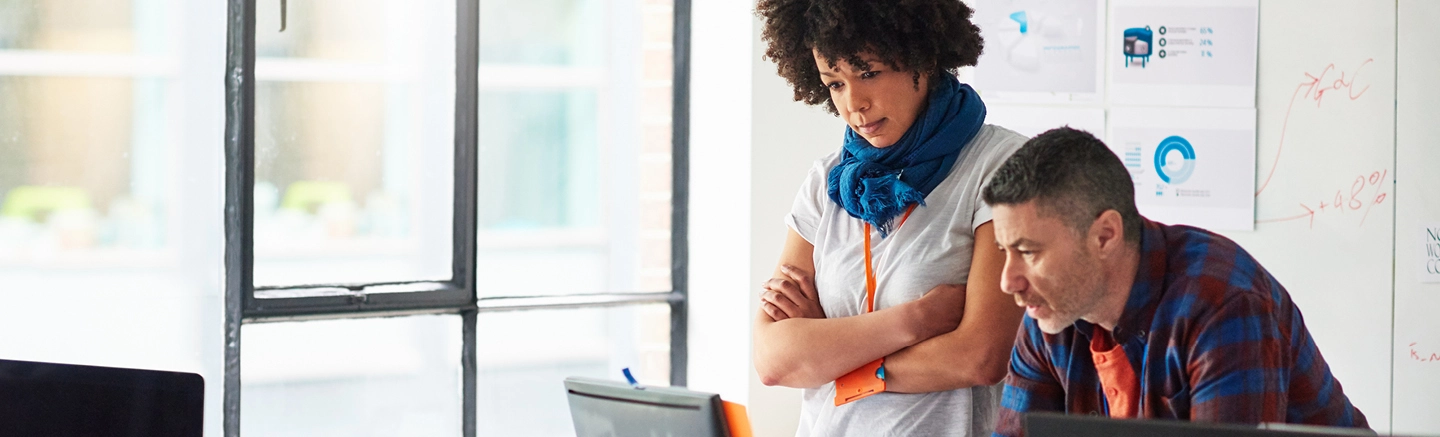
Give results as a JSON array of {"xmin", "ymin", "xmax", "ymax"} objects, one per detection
[
  {"xmin": 1152, "ymin": 222, "xmax": 1281, "ymax": 320},
  {"xmin": 1160, "ymin": 223, "xmax": 1270, "ymax": 290},
  {"xmin": 1158, "ymin": 221, "xmax": 1246, "ymax": 261}
]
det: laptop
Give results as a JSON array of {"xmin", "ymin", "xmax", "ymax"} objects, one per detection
[
  {"xmin": 0, "ymin": 359, "xmax": 205, "ymax": 437},
  {"xmin": 565, "ymin": 376, "xmax": 731, "ymax": 437}
]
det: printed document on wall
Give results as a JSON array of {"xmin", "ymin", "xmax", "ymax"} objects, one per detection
[
  {"xmin": 1109, "ymin": 0, "xmax": 1258, "ymax": 107},
  {"xmin": 1107, "ymin": 107, "xmax": 1255, "ymax": 230},
  {"xmin": 1423, "ymin": 224, "xmax": 1440, "ymax": 284},
  {"xmin": 972, "ymin": 0, "xmax": 1104, "ymax": 103}
]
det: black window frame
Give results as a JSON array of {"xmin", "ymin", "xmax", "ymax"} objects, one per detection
[{"xmin": 221, "ymin": 0, "xmax": 691, "ymax": 434}]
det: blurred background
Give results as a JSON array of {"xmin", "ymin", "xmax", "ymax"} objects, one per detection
[{"xmin": 0, "ymin": 0, "xmax": 677, "ymax": 435}]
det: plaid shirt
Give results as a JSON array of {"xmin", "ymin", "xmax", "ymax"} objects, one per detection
[{"xmin": 994, "ymin": 219, "xmax": 1368, "ymax": 436}]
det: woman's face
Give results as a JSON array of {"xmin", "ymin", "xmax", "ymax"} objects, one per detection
[{"xmin": 814, "ymin": 50, "xmax": 930, "ymax": 148}]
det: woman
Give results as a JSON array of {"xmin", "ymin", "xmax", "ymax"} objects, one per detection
[{"xmin": 751, "ymin": 0, "xmax": 1028, "ymax": 435}]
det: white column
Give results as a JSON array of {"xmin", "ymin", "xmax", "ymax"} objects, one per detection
[{"xmin": 687, "ymin": 0, "xmax": 755, "ymax": 409}]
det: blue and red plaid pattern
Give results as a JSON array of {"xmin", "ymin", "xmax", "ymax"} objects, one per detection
[{"xmin": 994, "ymin": 219, "xmax": 1368, "ymax": 437}]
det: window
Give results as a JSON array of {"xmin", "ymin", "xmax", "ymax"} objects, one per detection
[
  {"xmin": 224, "ymin": 1, "xmax": 688, "ymax": 436},
  {"xmin": 0, "ymin": 1, "xmax": 228, "ymax": 429},
  {"xmin": 475, "ymin": 304, "xmax": 671, "ymax": 435},
  {"xmin": 241, "ymin": 315, "xmax": 464, "ymax": 436},
  {"xmin": 0, "ymin": 0, "xmax": 180, "ymax": 264},
  {"xmin": 252, "ymin": 0, "xmax": 456, "ymax": 287},
  {"xmin": 477, "ymin": 0, "xmax": 677, "ymax": 297}
]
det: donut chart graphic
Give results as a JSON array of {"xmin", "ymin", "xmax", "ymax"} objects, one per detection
[{"xmin": 1154, "ymin": 135, "xmax": 1195, "ymax": 184}]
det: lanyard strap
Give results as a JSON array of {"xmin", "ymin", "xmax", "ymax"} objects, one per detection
[{"xmin": 862, "ymin": 205, "xmax": 917, "ymax": 314}]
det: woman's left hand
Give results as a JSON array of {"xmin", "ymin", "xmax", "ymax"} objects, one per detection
[{"xmin": 760, "ymin": 265, "xmax": 825, "ymax": 321}]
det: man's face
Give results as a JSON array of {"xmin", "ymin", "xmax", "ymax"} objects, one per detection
[{"xmin": 992, "ymin": 201, "xmax": 1107, "ymax": 334}]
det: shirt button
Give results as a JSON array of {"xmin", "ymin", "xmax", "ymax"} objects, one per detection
[
  {"xmin": 1107, "ymin": 388, "xmax": 1119, "ymax": 397},
  {"xmin": 1095, "ymin": 355, "xmax": 1107, "ymax": 364}
]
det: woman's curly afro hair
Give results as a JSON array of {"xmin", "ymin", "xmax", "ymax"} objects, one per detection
[{"xmin": 756, "ymin": 0, "xmax": 984, "ymax": 115}]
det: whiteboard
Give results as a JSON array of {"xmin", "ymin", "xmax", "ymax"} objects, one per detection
[
  {"xmin": 1215, "ymin": 0, "xmax": 1395, "ymax": 432},
  {"xmin": 1391, "ymin": 0, "xmax": 1440, "ymax": 434}
]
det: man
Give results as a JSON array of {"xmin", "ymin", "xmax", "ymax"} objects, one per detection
[{"xmin": 981, "ymin": 127, "xmax": 1368, "ymax": 436}]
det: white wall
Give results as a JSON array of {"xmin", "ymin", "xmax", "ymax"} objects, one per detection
[
  {"xmin": 686, "ymin": 0, "xmax": 755, "ymax": 410},
  {"xmin": 688, "ymin": 2, "xmax": 847, "ymax": 434},
  {"xmin": 686, "ymin": 1, "xmax": 846, "ymax": 434}
]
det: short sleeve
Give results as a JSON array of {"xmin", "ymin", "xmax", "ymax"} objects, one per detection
[
  {"xmin": 971, "ymin": 125, "xmax": 1029, "ymax": 231},
  {"xmin": 785, "ymin": 154, "xmax": 837, "ymax": 244},
  {"xmin": 972, "ymin": 202, "xmax": 995, "ymax": 232}
]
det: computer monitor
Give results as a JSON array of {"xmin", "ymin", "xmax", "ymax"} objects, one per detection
[
  {"xmin": 564, "ymin": 376, "xmax": 730, "ymax": 437},
  {"xmin": 0, "ymin": 359, "xmax": 205, "ymax": 437},
  {"xmin": 1026, "ymin": 412, "xmax": 1377, "ymax": 437}
]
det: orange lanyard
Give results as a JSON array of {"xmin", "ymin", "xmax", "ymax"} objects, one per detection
[
  {"xmin": 836, "ymin": 204, "xmax": 918, "ymax": 407},
  {"xmin": 861, "ymin": 205, "xmax": 916, "ymax": 313}
]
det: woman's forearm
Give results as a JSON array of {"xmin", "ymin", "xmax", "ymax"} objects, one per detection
[
  {"xmin": 880, "ymin": 310, "xmax": 1019, "ymax": 393},
  {"xmin": 753, "ymin": 282, "xmax": 967, "ymax": 388},
  {"xmin": 753, "ymin": 303, "xmax": 924, "ymax": 388},
  {"xmin": 751, "ymin": 229, "xmax": 971, "ymax": 388},
  {"xmin": 882, "ymin": 221, "xmax": 1025, "ymax": 393}
]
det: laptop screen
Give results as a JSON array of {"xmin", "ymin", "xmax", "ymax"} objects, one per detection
[{"xmin": 0, "ymin": 359, "xmax": 204, "ymax": 437}]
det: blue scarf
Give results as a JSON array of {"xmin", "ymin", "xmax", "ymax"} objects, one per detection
[{"xmin": 826, "ymin": 76, "xmax": 987, "ymax": 237}]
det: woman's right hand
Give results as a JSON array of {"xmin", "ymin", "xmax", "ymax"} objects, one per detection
[{"xmin": 760, "ymin": 264, "xmax": 826, "ymax": 321}]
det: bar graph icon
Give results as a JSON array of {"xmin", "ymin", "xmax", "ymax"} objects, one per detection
[{"xmin": 1124, "ymin": 146, "xmax": 1143, "ymax": 172}]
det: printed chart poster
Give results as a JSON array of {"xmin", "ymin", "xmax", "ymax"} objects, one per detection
[
  {"xmin": 1109, "ymin": 0, "xmax": 1258, "ymax": 108},
  {"xmin": 973, "ymin": 0, "xmax": 1104, "ymax": 102},
  {"xmin": 985, "ymin": 106, "xmax": 1105, "ymax": 139},
  {"xmin": 1107, "ymin": 107, "xmax": 1255, "ymax": 230}
]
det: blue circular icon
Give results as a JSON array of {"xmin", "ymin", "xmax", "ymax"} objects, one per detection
[{"xmin": 1154, "ymin": 136, "xmax": 1195, "ymax": 184}]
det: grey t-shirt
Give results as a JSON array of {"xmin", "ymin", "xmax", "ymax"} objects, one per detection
[{"xmin": 785, "ymin": 124, "xmax": 1027, "ymax": 437}]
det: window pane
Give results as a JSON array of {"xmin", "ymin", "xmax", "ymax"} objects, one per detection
[
  {"xmin": 478, "ymin": 304, "xmax": 670, "ymax": 436},
  {"xmin": 242, "ymin": 315, "xmax": 462, "ymax": 436},
  {"xmin": 0, "ymin": 76, "xmax": 171, "ymax": 262},
  {"xmin": 253, "ymin": 0, "xmax": 456, "ymax": 286},
  {"xmin": 479, "ymin": 0, "xmax": 603, "ymax": 66},
  {"xmin": 0, "ymin": 2, "xmax": 227, "ymax": 436},
  {"xmin": 478, "ymin": 0, "xmax": 674, "ymax": 296},
  {"xmin": 256, "ymin": 0, "xmax": 387, "ymax": 62},
  {"xmin": 478, "ymin": 90, "xmax": 600, "ymax": 230},
  {"xmin": 0, "ymin": 0, "xmax": 164, "ymax": 54}
]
